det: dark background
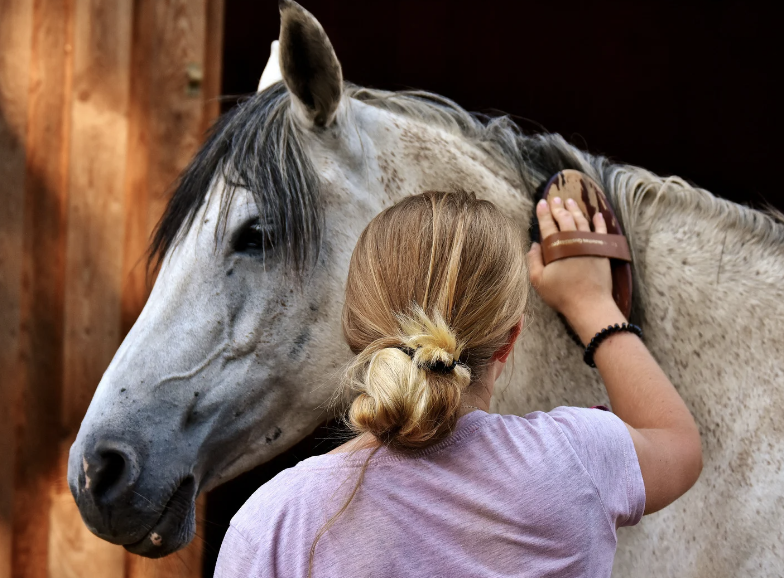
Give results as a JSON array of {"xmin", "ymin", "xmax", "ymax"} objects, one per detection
[
  {"xmin": 205, "ymin": 1, "xmax": 781, "ymax": 573},
  {"xmin": 222, "ymin": 0, "xmax": 781, "ymax": 208}
]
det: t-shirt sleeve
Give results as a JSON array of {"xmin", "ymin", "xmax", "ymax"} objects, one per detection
[
  {"xmin": 550, "ymin": 406, "xmax": 646, "ymax": 528},
  {"xmin": 214, "ymin": 524, "xmax": 264, "ymax": 578}
]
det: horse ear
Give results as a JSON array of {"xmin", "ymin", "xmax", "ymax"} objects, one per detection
[{"xmin": 278, "ymin": 0, "xmax": 343, "ymax": 127}]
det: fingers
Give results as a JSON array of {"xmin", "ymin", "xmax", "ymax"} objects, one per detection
[
  {"xmin": 538, "ymin": 196, "xmax": 598, "ymax": 237},
  {"xmin": 565, "ymin": 198, "xmax": 591, "ymax": 232},
  {"xmin": 526, "ymin": 242, "xmax": 543, "ymax": 286},
  {"xmin": 550, "ymin": 197, "xmax": 576, "ymax": 231},
  {"xmin": 536, "ymin": 199, "xmax": 559, "ymax": 239},
  {"xmin": 593, "ymin": 212, "xmax": 607, "ymax": 234}
]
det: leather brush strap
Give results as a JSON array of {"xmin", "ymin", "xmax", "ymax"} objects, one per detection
[{"xmin": 541, "ymin": 231, "xmax": 631, "ymax": 265}]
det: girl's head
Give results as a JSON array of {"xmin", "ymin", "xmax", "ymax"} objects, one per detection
[{"xmin": 341, "ymin": 191, "xmax": 529, "ymax": 450}]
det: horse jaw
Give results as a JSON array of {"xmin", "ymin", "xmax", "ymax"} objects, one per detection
[{"xmin": 258, "ymin": 40, "xmax": 282, "ymax": 91}]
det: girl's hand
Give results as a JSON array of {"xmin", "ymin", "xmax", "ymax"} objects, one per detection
[{"xmin": 526, "ymin": 197, "xmax": 622, "ymax": 329}]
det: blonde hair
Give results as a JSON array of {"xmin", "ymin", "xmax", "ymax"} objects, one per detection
[
  {"xmin": 341, "ymin": 190, "xmax": 529, "ymax": 450},
  {"xmin": 310, "ymin": 191, "xmax": 529, "ymax": 575}
]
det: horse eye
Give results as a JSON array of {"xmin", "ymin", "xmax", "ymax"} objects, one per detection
[{"xmin": 234, "ymin": 221, "xmax": 275, "ymax": 255}]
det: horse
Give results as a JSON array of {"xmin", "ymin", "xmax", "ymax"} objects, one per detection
[{"xmin": 68, "ymin": 1, "xmax": 784, "ymax": 575}]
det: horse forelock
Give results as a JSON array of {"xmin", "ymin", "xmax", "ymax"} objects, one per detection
[
  {"xmin": 148, "ymin": 82, "xmax": 322, "ymax": 277},
  {"xmin": 149, "ymin": 81, "xmax": 595, "ymax": 277}
]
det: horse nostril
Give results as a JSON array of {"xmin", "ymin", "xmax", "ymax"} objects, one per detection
[
  {"xmin": 93, "ymin": 451, "xmax": 126, "ymax": 499},
  {"xmin": 83, "ymin": 442, "xmax": 140, "ymax": 503}
]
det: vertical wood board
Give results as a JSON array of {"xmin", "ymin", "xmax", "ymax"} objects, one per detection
[
  {"xmin": 120, "ymin": 0, "xmax": 155, "ymax": 336},
  {"xmin": 53, "ymin": 0, "xmax": 136, "ymax": 575},
  {"xmin": 146, "ymin": 0, "xmax": 209, "ymax": 235},
  {"xmin": 61, "ymin": 0, "xmax": 133, "ymax": 432},
  {"xmin": 3, "ymin": 0, "xmax": 225, "ymax": 575},
  {"xmin": 12, "ymin": 0, "xmax": 75, "ymax": 576},
  {"xmin": 202, "ymin": 0, "xmax": 225, "ymax": 132},
  {"xmin": 0, "ymin": 4, "xmax": 34, "ymax": 578}
]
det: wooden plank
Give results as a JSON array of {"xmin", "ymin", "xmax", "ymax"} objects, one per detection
[
  {"xmin": 3, "ymin": 0, "xmax": 222, "ymax": 576},
  {"xmin": 202, "ymin": 0, "xmax": 225, "ymax": 131},
  {"xmin": 120, "ymin": 0, "xmax": 155, "ymax": 337},
  {"xmin": 12, "ymin": 0, "xmax": 75, "ymax": 576},
  {"xmin": 145, "ymin": 0, "xmax": 209, "ymax": 237},
  {"xmin": 61, "ymin": 0, "xmax": 133, "ymax": 431},
  {"xmin": 0, "ymin": 3, "xmax": 34, "ymax": 577},
  {"xmin": 53, "ymin": 0, "xmax": 135, "ymax": 576}
]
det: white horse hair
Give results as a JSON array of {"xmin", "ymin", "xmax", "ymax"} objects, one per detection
[
  {"xmin": 68, "ymin": 1, "xmax": 784, "ymax": 574},
  {"xmin": 258, "ymin": 40, "xmax": 282, "ymax": 92}
]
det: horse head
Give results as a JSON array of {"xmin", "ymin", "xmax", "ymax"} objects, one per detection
[{"xmin": 67, "ymin": 0, "xmax": 533, "ymax": 557}]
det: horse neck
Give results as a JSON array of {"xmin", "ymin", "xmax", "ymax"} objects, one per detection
[{"xmin": 354, "ymin": 107, "xmax": 531, "ymax": 220}]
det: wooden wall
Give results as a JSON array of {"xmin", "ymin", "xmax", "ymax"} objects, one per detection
[{"xmin": 0, "ymin": 0, "xmax": 224, "ymax": 576}]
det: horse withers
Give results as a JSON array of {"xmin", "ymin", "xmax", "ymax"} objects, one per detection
[{"xmin": 68, "ymin": 1, "xmax": 784, "ymax": 574}]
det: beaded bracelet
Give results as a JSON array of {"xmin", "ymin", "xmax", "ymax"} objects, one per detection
[{"xmin": 583, "ymin": 323, "xmax": 643, "ymax": 368}]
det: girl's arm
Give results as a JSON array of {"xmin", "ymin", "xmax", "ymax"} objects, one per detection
[{"xmin": 527, "ymin": 197, "xmax": 703, "ymax": 514}]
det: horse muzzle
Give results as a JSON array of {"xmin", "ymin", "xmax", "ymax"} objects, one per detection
[{"xmin": 68, "ymin": 435, "xmax": 197, "ymax": 558}]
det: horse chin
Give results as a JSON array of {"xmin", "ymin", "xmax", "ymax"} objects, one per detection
[{"xmin": 123, "ymin": 476, "xmax": 197, "ymax": 559}]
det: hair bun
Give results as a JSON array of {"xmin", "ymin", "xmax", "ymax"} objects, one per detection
[{"xmin": 348, "ymin": 306, "xmax": 472, "ymax": 451}]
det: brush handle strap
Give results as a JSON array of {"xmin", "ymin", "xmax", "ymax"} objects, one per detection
[{"xmin": 583, "ymin": 323, "xmax": 643, "ymax": 368}]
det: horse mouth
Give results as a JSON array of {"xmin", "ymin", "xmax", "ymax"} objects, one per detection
[{"xmin": 124, "ymin": 476, "xmax": 197, "ymax": 558}]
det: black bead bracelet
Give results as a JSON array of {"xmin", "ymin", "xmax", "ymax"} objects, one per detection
[{"xmin": 583, "ymin": 323, "xmax": 643, "ymax": 368}]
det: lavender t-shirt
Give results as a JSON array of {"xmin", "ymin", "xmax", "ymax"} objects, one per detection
[{"xmin": 215, "ymin": 407, "xmax": 645, "ymax": 577}]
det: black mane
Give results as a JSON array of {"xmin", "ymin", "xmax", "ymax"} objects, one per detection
[{"xmin": 149, "ymin": 82, "xmax": 591, "ymax": 277}]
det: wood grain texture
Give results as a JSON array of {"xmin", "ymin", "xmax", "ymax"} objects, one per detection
[
  {"xmin": 12, "ymin": 0, "xmax": 74, "ymax": 576},
  {"xmin": 3, "ymin": 0, "xmax": 224, "ymax": 574},
  {"xmin": 146, "ymin": 0, "xmax": 209, "ymax": 235},
  {"xmin": 0, "ymin": 4, "xmax": 34, "ymax": 578},
  {"xmin": 120, "ymin": 0, "xmax": 155, "ymax": 336},
  {"xmin": 56, "ymin": 0, "xmax": 134, "ymax": 574},
  {"xmin": 62, "ymin": 0, "xmax": 133, "ymax": 431},
  {"xmin": 202, "ymin": 0, "xmax": 225, "ymax": 131}
]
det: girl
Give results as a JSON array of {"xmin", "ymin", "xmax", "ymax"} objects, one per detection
[{"xmin": 215, "ymin": 190, "xmax": 702, "ymax": 577}]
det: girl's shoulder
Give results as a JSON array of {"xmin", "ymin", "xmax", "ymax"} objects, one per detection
[
  {"xmin": 468, "ymin": 406, "xmax": 633, "ymax": 471},
  {"xmin": 228, "ymin": 463, "xmax": 330, "ymax": 538},
  {"xmin": 481, "ymin": 405, "xmax": 623, "ymax": 443}
]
